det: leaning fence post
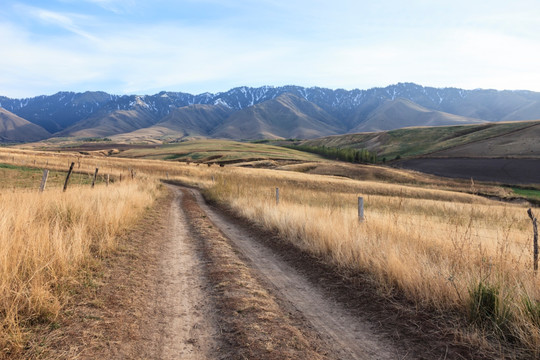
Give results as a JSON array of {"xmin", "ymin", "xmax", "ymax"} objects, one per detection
[
  {"xmin": 39, "ymin": 169, "xmax": 49, "ymax": 192},
  {"xmin": 358, "ymin": 197, "xmax": 365, "ymax": 222},
  {"xmin": 63, "ymin": 162, "xmax": 74, "ymax": 192},
  {"xmin": 276, "ymin": 187, "xmax": 279, "ymax": 205},
  {"xmin": 528, "ymin": 208, "xmax": 538, "ymax": 274},
  {"xmin": 91, "ymin": 167, "xmax": 99, "ymax": 188}
]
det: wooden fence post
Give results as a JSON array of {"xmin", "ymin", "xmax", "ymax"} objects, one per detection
[
  {"xmin": 528, "ymin": 208, "xmax": 538, "ymax": 274},
  {"xmin": 91, "ymin": 167, "xmax": 99, "ymax": 188},
  {"xmin": 106, "ymin": 174, "xmax": 110, "ymax": 186},
  {"xmin": 358, "ymin": 197, "xmax": 365, "ymax": 222},
  {"xmin": 39, "ymin": 169, "xmax": 49, "ymax": 192},
  {"xmin": 276, "ymin": 187, "xmax": 279, "ymax": 205},
  {"xmin": 63, "ymin": 162, "xmax": 74, "ymax": 192}
]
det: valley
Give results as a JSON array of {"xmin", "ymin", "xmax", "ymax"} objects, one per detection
[
  {"xmin": 0, "ymin": 141, "xmax": 538, "ymax": 359},
  {"xmin": 1, "ymin": 83, "xmax": 540, "ymax": 360}
]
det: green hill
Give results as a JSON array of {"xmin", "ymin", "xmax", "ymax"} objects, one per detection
[{"xmin": 299, "ymin": 120, "xmax": 540, "ymax": 160}]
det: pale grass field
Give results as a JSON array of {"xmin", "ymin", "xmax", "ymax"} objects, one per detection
[
  {"xmin": 0, "ymin": 177, "xmax": 159, "ymax": 354},
  {"xmin": 198, "ymin": 167, "xmax": 540, "ymax": 353},
  {"xmin": 1, "ymin": 147, "xmax": 539, "ymax": 353}
]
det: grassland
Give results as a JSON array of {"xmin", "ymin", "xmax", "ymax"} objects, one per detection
[
  {"xmin": 1, "ymin": 142, "xmax": 539, "ymax": 357},
  {"xmin": 163, "ymin": 161, "xmax": 540, "ymax": 355},
  {"xmin": 0, "ymin": 162, "xmax": 106, "ymax": 190},
  {"xmin": 114, "ymin": 139, "xmax": 324, "ymax": 164},
  {"xmin": 513, "ymin": 187, "xmax": 540, "ymax": 200},
  {"xmin": 299, "ymin": 120, "xmax": 540, "ymax": 160},
  {"xmin": 0, "ymin": 149, "xmax": 161, "ymax": 357}
]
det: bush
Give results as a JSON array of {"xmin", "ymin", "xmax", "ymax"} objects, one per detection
[
  {"xmin": 284, "ymin": 144, "xmax": 377, "ymax": 164},
  {"xmin": 469, "ymin": 281, "xmax": 512, "ymax": 337}
]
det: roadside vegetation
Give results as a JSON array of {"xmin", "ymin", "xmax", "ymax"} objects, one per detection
[
  {"xmin": 1, "ymin": 142, "xmax": 539, "ymax": 357},
  {"xmin": 0, "ymin": 150, "xmax": 160, "ymax": 357},
  {"xmin": 172, "ymin": 164, "xmax": 540, "ymax": 356}
]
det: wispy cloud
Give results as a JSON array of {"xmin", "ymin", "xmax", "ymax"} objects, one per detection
[
  {"xmin": 1, "ymin": 0, "xmax": 540, "ymax": 97},
  {"xmin": 82, "ymin": 0, "xmax": 137, "ymax": 14},
  {"xmin": 13, "ymin": 4, "xmax": 99, "ymax": 41}
]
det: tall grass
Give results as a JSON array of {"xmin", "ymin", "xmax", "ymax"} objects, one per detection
[
  {"xmin": 0, "ymin": 180, "xmax": 158, "ymax": 355},
  {"xmin": 1, "ymin": 146, "xmax": 539, "ymax": 353},
  {"xmin": 202, "ymin": 166, "xmax": 540, "ymax": 354}
]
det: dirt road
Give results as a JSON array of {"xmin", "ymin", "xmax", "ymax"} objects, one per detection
[
  {"xmin": 140, "ymin": 187, "xmax": 219, "ymax": 359},
  {"xmin": 37, "ymin": 184, "xmax": 476, "ymax": 359},
  {"xmin": 189, "ymin": 188, "xmax": 397, "ymax": 360}
]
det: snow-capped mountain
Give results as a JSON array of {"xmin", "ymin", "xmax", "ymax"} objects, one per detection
[{"xmin": 1, "ymin": 83, "xmax": 540, "ymax": 141}]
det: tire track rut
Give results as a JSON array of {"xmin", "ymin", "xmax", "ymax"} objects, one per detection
[{"xmin": 188, "ymin": 187, "xmax": 399, "ymax": 360}]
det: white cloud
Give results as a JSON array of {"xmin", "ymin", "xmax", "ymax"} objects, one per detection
[
  {"xmin": 82, "ymin": 0, "xmax": 137, "ymax": 14},
  {"xmin": 13, "ymin": 4, "xmax": 99, "ymax": 41},
  {"xmin": 2, "ymin": 1, "xmax": 540, "ymax": 97}
]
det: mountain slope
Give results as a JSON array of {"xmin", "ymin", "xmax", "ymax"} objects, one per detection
[
  {"xmin": 431, "ymin": 121, "xmax": 540, "ymax": 158},
  {"xmin": 58, "ymin": 106, "xmax": 158, "ymax": 138},
  {"xmin": 112, "ymin": 104, "xmax": 233, "ymax": 142},
  {"xmin": 0, "ymin": 108, "xmax": 50, "ymax": 142},
  {"xmin": 3, "ymin": 83, "xmax": 540, "ymax": 142},
  {"xmin": 300, "ymin": 120, "xmax": 540, "ymax": 160},
  {"xmin": 350, "ymin": 98, "xmax": 486, "ymax": 132},
  {"xmin": 212, "ymin": 93, "xmax": 344, "ymax": 139}
]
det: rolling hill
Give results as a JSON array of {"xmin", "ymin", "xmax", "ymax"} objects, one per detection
[
  {"xmin": 349, "ymin": 98, "xmax": 486, "ymax": 132},
  {"xmin": 2, "ymin": 83, "xmax": 540, "ymax": 142},
  {"xmin": 57, "ymin": 104, "xmax": 158, "ymax": 138},
  {"xmin": 211, "ymin": 93, "xmax": 344, "ymax": 139},
  {"xmin": 299, "ymin": 120, "xmax": 540, "ymax": 160},
  {"xmin": 112, "ymin": 104, "xmax": 233, "ymax": 142},
  {"xmin": 0, "ymin": 108, "xmax": 50, "ymax": 142},
  {"xmin": 430, "ymin": 121, "xmax": 540, "ymax": 158}
]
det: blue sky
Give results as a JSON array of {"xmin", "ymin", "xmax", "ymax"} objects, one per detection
[{"xmin": 1, "ymin": 0, "xmax": 540, "ymax": 97}]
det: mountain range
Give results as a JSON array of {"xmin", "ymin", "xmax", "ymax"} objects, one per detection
[{"xmin": 2, "ymin": 83, "xmax": 540, "ymax": 142}]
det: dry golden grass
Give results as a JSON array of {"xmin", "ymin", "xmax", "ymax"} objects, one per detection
[
  {"xmin": 0, "ymin": 146, "xmax": 539, "ymax": 355},
  {"xmin": 197, "ymin": 166, "xmax": 540, "ymax": 354},
  {"xmin": 0, "ymin": 176, "xmax": 159, "ymax": 356}
]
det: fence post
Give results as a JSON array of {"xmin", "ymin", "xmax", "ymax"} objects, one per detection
[
  {"xmin": 39, "ymin": 169, "xmax": 49, "ymax": 192},
  {"xmin": 276, "ymin": 187, "xmax": 279, "ymax": 205},
  {"xmin": 91, "ymin": 167, "xmax": 99, "ymax": 188},
  {"xmin": 528, "ymin": 208, "xmax": 538, "ymax": 274},
  {"xmin": 106, "ymin": 174, "xmax": 110, "ymax": 186},
  {"xmin": 63, "ymin": 162, "xmax": 74, "ymax": 192},
  {"xmin": 358, "ymin": 197, "xmax": 365, "ymax": 222}
]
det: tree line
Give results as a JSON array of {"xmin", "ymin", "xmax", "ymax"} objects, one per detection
[{"xmin": 285, "ymin": 144, "xmax": 378, "ymax": 164}]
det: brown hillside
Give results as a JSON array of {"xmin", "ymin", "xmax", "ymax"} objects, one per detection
[
  {"xmin": 212, "ymin": 93, "xmax": 344, "ymax": 139},
  {"xmin": 57, "ymin": 106, "xmax": 157, "ymax": 138},
  {"xmin": 0, "ymin": 108, "xmax": 50, "ymax": 142},
  {"xmin": 113, "ymin": 104, "xmax": 233, "ymax": 142},
  {"xmin": 350, "ymin": 98, "xmax": 485, "ymax": 132},
  {"xmin": 430, "ymin": 121, "xmax": 540, "ymax": 158}
]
